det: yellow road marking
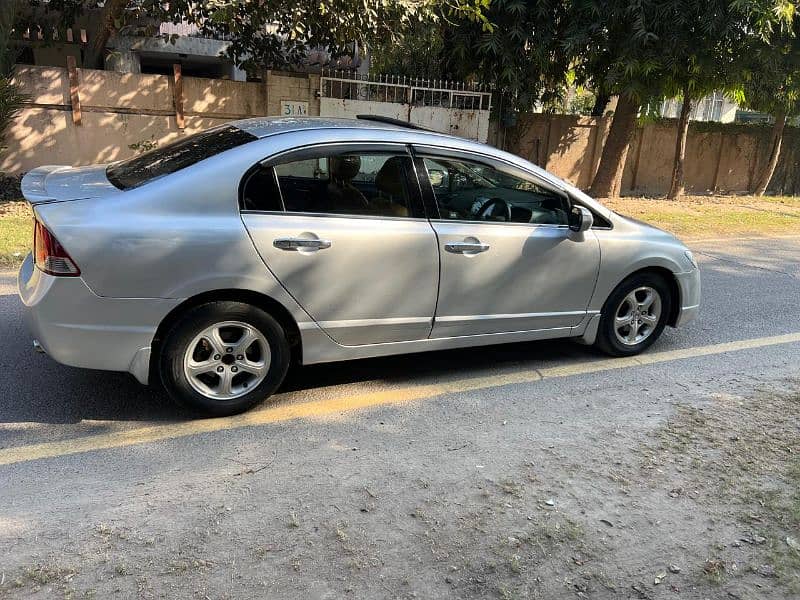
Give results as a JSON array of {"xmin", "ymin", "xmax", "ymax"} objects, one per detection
[{"xmin": 2, "ymin": 331, "xmax": 800, "ymax": 467}]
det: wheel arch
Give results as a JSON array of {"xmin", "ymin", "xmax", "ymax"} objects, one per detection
[
  {"xmin": 604, "ymin": 266, "xmax": 681, "ymax": 327},
  {"xmin": 150, "ymin": 289, "xmax": 303, "ymax": 384}
]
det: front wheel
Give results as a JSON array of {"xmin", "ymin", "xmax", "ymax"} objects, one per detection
[
  {"xmin": 159, "ymin": 301, "xmax": 290, "ymax": 416},
  {"xmin": 594, "ymin": 273, "xmax": 672, "ymax": 357}
]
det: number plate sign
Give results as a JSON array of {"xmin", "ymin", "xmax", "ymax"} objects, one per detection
[{"xmin": 281, "ymin": 101, "xmax": 309, "ymax": 116}]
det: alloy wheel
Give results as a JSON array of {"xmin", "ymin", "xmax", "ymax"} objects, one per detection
[
  {"xmin": 183, "ymin": 321, "xmax": 270, "ymax": 400},
  {"xmin": 613, "ymin": 286, "xmax": 662, "ymax": 346}
]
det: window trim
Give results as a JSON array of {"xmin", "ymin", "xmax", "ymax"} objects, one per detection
[
  {"xmin": 412, "ymin": 148, "xmax": 572, "ymax": 228},
  {"xmin": 238, "ymin": 142, "xmax": 426, "ymax": 220}
]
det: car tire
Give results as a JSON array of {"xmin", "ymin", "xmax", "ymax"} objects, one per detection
[
  {"xmin": 594, "ymin": 272, "xmax": 672, "ymax": 357},
  {"xmin": 159, "ymin": 301, "xmax": 290, "ymax": 417}
]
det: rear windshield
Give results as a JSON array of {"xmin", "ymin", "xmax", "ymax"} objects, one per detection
[{"xmin": 107, "ymin": 125, "xmax": 256, "ymax": 190}]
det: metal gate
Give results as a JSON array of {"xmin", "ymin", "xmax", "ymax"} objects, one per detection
[{"xmin": 319, "ymin": 70, "xmax": 492, "ymax": 142}]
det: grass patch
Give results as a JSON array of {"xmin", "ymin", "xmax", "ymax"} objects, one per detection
[
  {"xmin": 603, "ymin": 195, "xmax": 800, "ymax": 239},
  {"xmin": 0, "ymin": 200, "xmax": 31, "ymax": 269}
]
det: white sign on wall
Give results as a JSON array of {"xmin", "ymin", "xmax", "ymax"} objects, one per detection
[{"xmin": 281, "ymin": 100, "xmax": 309, "ymax": 117}]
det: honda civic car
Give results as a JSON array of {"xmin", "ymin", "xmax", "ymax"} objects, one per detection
[{"xmin": 18, "ymin": 116, "xmax": 700, "ymax": 415}]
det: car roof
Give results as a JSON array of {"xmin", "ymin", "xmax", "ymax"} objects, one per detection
[
  {"xmin": 230, "ymin": 116, "xmax": 529, "ymax": 175},
  {"xmin": 232, "ymin": 116, "xmax": 432, "ymax": 138}
]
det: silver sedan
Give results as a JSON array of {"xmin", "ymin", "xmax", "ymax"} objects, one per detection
[{"xmin": 18, "ymin": 117, "xmax": 700, "ymax": 415}]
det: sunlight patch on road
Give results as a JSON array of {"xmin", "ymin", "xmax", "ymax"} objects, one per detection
[{"xmin": 2, "ymin": 331, "xmax": 800, "ymax": 467}]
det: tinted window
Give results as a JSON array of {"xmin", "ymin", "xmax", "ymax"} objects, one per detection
[
  {"xmin": 107, "ymin": 126, "xmax": 256, "ymax": 190},
  {"xmin": 422, "ymin": 157, "xmax": 570, "ymax": 225},
  {"xmin": 244, "ymin": 152, "xmax": 415, "ymax": 218}
]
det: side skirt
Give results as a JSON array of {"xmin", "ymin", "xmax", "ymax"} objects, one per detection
[{"xmin": 300, "ymin": 315, "xmax": 596, "ymax": 365}]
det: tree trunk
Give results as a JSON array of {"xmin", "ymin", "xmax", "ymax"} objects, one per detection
[
  {"xmin": 83, "ymin": 0, "xmax": 129, "ymax": 69},
  {"xmin": 589, "ymin": 93, "xmax": 640, "ymax": 198},
  {"xmin": 667, "ymin": 87, "xmax": 692, "ymax": 199},
  {"xmin": 753, "ymin": 109, "xmax": 787, "ymax": 196},
  {"xmin": 591, "ymin": 91, "xmax": 611, "ymax": 117}
]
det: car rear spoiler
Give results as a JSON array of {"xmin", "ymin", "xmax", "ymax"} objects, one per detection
[
  {"xmin": 21, "ymin": 164, "xmax": 122, "ymax": 205},
  {"xmin": 21, "ymin": 166, "xmax": 72, "ymax": 205}
]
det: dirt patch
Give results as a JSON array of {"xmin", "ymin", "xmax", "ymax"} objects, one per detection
[
  {"xmin": 635, "ymin": 390, "xmax": 800, "ymax": 597},
  {"xmin": 2, "ymin": 381, "xmax": 799, "ymax": 599}
]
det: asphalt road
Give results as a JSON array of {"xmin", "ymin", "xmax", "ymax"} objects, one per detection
[{"xmin": 1, "ymin": 235, "xmax": 800, "ymax": 599}]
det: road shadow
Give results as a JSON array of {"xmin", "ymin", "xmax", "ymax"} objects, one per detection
[
  {"xmin": 282, "ymin": 337, "xmax": 599, "ymax": 393},
  {"xmin": 1, "ymin": 287, "xmax": 604, "ymax": 425}
]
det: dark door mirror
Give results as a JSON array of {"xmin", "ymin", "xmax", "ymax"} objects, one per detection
[{"xmin": 568, "ymin": 206, "xmax": 594, "ymax": 233}]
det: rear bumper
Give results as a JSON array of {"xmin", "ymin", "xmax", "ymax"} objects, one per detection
[
  {"xmin": 674, "ymin": 268, "xmax": 701, "ymax": 327},
  {"xmin": 18, "ymin": 254, "xmax": 180, "ymax": 384}
]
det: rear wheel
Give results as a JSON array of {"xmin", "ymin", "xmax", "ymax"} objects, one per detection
[
  {"xmin": 159, "ymin": 301, "xmax": 290, "ymax": 416},
  {"xmin": 594, "ymin": 272, "xmax": 672, "ymax": 357}
]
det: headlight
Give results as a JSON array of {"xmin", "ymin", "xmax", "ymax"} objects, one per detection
[{"xmin": 683, "ymin": 250, "xmax": 698, "ymax": 270}]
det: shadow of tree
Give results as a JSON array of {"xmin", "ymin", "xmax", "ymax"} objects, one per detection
[{"xmin": 1, "ymin": 64, "xmax": 281, "ymax": 174}]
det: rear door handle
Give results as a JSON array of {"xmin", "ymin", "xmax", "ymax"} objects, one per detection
[
  {"xmin": 273, "ymin": 237, "xmax": 332, "ymax": 251},
  {"xmin": 444, "ymin": 241, "xmax": 490, "ymax": 254}
]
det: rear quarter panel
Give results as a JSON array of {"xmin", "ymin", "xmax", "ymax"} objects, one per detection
[{"xmin": 32, "ymin": 139, "xmax": 313, "ymax": 329}]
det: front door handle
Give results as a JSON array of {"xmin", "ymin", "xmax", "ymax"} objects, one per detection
[
  {"xmin": 273, "ymin": 237, "xmax": 332, "ymax": 251},
  {"xmin": 445, "ymin": 241, "xmax": 490, "ymax": 254}
]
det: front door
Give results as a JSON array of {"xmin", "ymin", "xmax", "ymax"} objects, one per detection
[
  {"xmin": 241, "ymin": 145, "xmax": 439, "ymax": 346},
  {"xmin": 415, "ymin": 152, "xmax": 601, "ymax": 338}
]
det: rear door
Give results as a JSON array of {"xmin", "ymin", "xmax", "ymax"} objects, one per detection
[
  {"xmin": 414, "ymin": 148, "xmax": 601, "ymax": 338},
  {"xmin": 241, "ymin": 143, "xmax": 439, "ymax": 346}
]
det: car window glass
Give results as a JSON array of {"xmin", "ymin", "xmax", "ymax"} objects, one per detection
[
  {"xmin": 107, "ymin": 125, "xmax": 256, "ymax": 190},
  {"xmin": 423, "ymin": 157, "xmax": 570, "ymax": 225},
  {"xmin": 274, "ymin": 158, "xmax": 328, "ymax": 180},
  {"xmin": 264, "ymin": 152, "xmax": 414, "ymax": 218}
]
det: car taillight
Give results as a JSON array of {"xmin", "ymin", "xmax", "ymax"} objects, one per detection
[{"xmin": 33, "ymin": 218, "xmax": 80, "ymax": 276}]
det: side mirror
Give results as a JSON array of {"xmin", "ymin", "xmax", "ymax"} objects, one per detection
[{"xmin": 568, "ymin": 205, "xmax": 594, "ymax": 233}]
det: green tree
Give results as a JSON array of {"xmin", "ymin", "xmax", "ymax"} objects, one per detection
[
  {"xmin": 0, "ymin": 1, "xmax": 27, "ymax": 156},
  {"xmin": 661, "ymin": 1, "xmax": 738, "ymax": 198},
  {"xmin": 734, "ymin": 17, "xmax": 800, "ymax": 195},
  {"xmin": 664, "ymin": 1, "xmax": 796, "ymax": 198},
  {"xmin": 17, "ymin": 1, "xmax": 488, "ymax": 73},
  {"xmin": 369, "ymin": 18, "xmax": 447, "ymax": 80},
  {"xmin": 566, "ymin": 1, "xmax": 668, "ymax": 198},
  {"xmin": 143, "ymin": 0, "xmax": 489, "ymax": 75},
  {"xmin": 568, "ymin": 0, "xmax": 796, "ymax": 199},
  {"xmin": 444, "ymin": 0, "xmax": 571, "ymax": 113}
]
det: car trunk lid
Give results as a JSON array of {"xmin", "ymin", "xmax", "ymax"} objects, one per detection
[{"xmin": 21, "ymin": 164, "xmax": 121, "ymax": 205}]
